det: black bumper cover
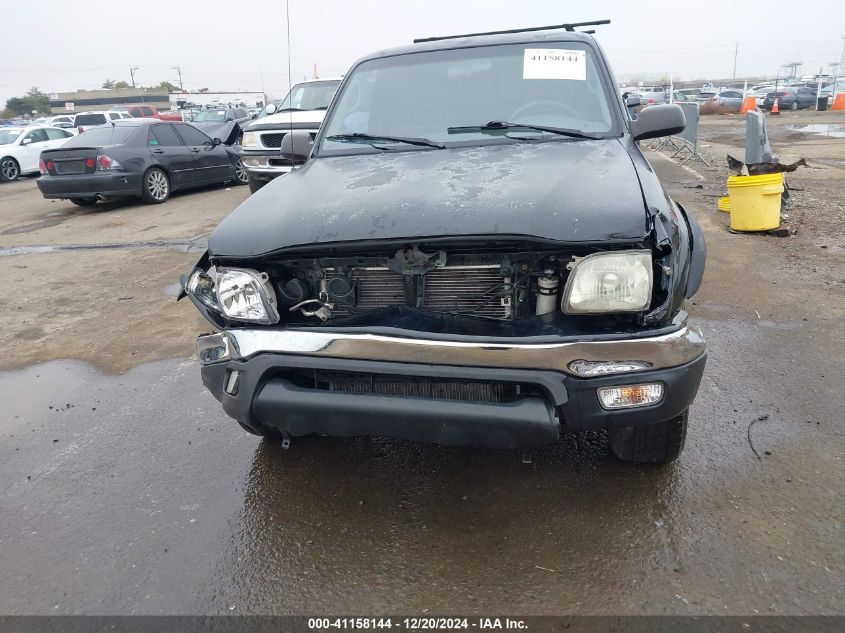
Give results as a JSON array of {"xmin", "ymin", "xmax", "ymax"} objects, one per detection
[{"xmin": 201, "ymin": 353, "xmax": 706, "ymax": 449}]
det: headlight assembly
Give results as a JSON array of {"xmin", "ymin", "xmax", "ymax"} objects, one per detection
[
  {"xmin": 241, "ymin": 132, "xmax": 260, "ymax": 148},
  {"xmin": 215, "ymin": 268, "xmax": 280, "ymax": 324},
  {"xmin": 562, "ymin": 250, "xmax": 653, "ymax": 314},
  {"xmin": 186, "ymin": 268, "xmax": 219, "ymax": 311}
]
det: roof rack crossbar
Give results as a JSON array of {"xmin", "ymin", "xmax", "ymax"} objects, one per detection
[{"xmin": 413, "ymin": 20, "xmax": 610, "ymax": 44}]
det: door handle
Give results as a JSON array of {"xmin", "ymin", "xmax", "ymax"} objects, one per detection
[
  {"xmin": 191, "ymin": 149, "xmax": 200, "ymax": 153},
  {"xmin": 153, "ymin": 149, "xmax": 165, "ymax": 154}
]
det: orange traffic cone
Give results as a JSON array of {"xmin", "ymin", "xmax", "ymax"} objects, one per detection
[
  {"xmin": 832, "ymin": 93, "xmax": 845, "ymax": 111},
  {"xmin": 740, "ymin": 96, "xmax": 757, "ymax": 114},
  {"xmin": 770, "ymin": 98, "xmax": 780, "ymax": 115}
]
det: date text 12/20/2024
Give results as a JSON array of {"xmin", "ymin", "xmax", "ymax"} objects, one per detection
[{"xmin": 308, "ymin": 618, "xmax": 528, "ymax": 630}]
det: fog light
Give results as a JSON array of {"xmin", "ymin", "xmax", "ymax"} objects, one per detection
[
  {"xmin": 225, "ymin": 370, "xmax": 239, "ymax": 395},
  {"xmin": 597, "ymin": 383, "xmax": 664, "ymax": 410}
]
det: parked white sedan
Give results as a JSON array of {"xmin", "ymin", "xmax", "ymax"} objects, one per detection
[{"xmin": 0, "ymin": 126, "xmax": 77, "ymax": 182}]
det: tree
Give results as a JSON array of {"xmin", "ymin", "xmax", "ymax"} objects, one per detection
[
  {"xmin": 102, "ymin": 79, "xmax": 116, "ymax": 89},
  {"xmin": 156, "ymin": 80, "xmax": 179, "ymax": 92},
  {"xmin": 4, "ymin": 88, "xmax": 50, "ymax": 116},
  {"xmin": 114, "ymin": 81, "xmax": 130, "ymax": 89}
]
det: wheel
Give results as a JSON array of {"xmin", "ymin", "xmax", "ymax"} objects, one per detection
[
  {"xmin": 141, "ymin": 167, "xmax": 170, "ymax": 204},
  {"xmin": 790, "ymin": 101, "xmax": 798, "ymax": 111},
  {"xmin": 608, "ymin": 410, "xmax": 688, "ymax": 464},
  {"xmin": 248, "ymin": 174, "xmax": 266, "ymax": 194},
  {"xmin": 1, "ymin": 157, "xmax": 20, "ymax": 182},
  {"xmin": 69, "ymin": 198, "xmax": 97, "ymax": 207},
  {"xmin": 233, "ymin": 158, "xmax": 248, "ymax": 186}
]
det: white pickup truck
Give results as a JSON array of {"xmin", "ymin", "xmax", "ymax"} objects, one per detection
[{"xmin": 239, "ymin": 78, "xmax": 341, "ymax": 193}]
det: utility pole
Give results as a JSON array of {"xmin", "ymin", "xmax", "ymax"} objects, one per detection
[
  {"xmin": 732, "ymin": 42, "xmax": 738, "ymax": 79},
  {"xmin": 172, "ymin": 66, "xmax": 183, "ymax": 90},
  {"xmin": 129, "ymin": 66, "xmax": 139, "ymax": 88},
  {"xmin": 836, "ymin": 36, "xmax": 845, "ymax": 95}
]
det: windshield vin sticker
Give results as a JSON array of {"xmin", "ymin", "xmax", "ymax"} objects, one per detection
[{"xmin": 523, "ymin": 49, "xmax": 586, "ymax": 80}]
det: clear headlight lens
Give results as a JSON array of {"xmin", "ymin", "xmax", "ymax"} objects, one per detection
[
  {"xmin": 186, "ymin": 268, "xmax": 219, "ymax": 311},
  {"xmin": 562, "ymin": 250, "xmax": 653, "ymax": 314},
  {"xmin": 241, "ymin": 132, "xmax": 260, "ymax": 148},
  {"xmin": 215, "ymin": 268, "xmax": 279, "ymax": 324}
]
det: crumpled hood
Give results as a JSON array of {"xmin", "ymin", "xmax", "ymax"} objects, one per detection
[
  {"xmin": 191, "ymin": 121, "xmax": 242, "ymax": 145},
  {"xmin": 209, "ymin": 139, "xmax": 648, "ymax": 258}
]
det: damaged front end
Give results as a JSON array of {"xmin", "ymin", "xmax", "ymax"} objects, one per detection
[{"xmin": 182, "ymin": 230, "xmax": 687, "ymax": 337}]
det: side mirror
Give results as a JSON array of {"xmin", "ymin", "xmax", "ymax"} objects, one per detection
[
  {"xmin": 21, "ymin": 138, "xmax": 32, "ymax": 145},
  {"xmin": 626, "ymin": 95, "xmax": 641, "ymax": 107},
  {"xmin": 265, "ymin": 103, "xmax": 277, "ymax": 115},
  {"xmin": 212, "ymin": 137, "xmax": 223, "ymax": 147},
  {"xmin": 251, "ymin": 113, "xmax": 257, "ymax": 119},
  {"xmin": 279, "ymin": 130, "xmax": 314, "ymax": 163},
  {"xmin": 629, "ymin": 103, "xmax": 686, "ymax": 141}
]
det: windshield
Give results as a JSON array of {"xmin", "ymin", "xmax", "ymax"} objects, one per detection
[
  {"xmin": 276, "ymin": 80, "xmax": 341, "ymax": 111},
  {"xmin": 320, "ymin": 43, "xmax": 614, "ymax": 153},
  {"xmin": 0, "ymin": 129, "xmax": 24, "ymax": 145},
  {"xmin": 75, "ymin": 113, "xmax": 108, "ymax": 126},
  {"xmin": 191, "ymin": 110, "xmax": 227, "ymax": 122},
  {"xmin": 64, "ymin": 126, "xmax": 136, "ymax": 146}
]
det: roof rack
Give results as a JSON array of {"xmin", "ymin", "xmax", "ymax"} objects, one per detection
[{"xmin": 413, "ymin": 20, "xmax": 610, "ymax": 44}]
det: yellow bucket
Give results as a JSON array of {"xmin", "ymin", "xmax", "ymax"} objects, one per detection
[
  {"xmin": 727, "ymin": 173, "xmax": 783, "ymax": 232},
  {"xmin": 717, "ymin": 196, "xmax": 731, "ymax": 212}
]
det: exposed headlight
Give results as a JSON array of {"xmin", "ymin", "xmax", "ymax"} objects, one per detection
[
  {"xmin": 215, "ymin": 268, "xmax": 279, "ymax": 324},
  {"xmin": 186, "ymin": 268, "xmax": 219, "ymax": 311},
  {"xmin": 562, "ymin": 250, "xmax": 652, "ymax": 314},
  {"xmin": 241, "ymin": 132, "xmax": 260, "ymax": 148}
]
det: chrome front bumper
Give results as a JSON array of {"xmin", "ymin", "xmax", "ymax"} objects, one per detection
[{"xmin": 196, "ymin": 319, "xmax": 705, "ymax": 379}]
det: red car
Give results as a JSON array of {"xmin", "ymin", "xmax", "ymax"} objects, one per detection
[{"xmin": 118, "ymin": 105, "xmax": 183, "ymax": 121}]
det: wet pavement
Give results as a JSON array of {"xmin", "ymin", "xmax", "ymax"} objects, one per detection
[{"xmin": 1, "ymin": 145, "xmax": 844, "ymax": 615}]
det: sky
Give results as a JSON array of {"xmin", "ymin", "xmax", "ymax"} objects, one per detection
[{"xmin": 1, "ymin": 0, "xmax": 843, "ymax": 105}]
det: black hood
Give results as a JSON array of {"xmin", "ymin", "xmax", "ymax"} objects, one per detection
[
  {"xmin": 192, "ymin": 121, "xmax": 242, "ymax": 145},
  {"xmin": 209, "ymin": 139, "xmax": 648, "ymax": 258}
]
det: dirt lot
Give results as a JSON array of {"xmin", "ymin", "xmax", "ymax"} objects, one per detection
[{"xmin": 0, "ymin": 113, "xmax": 843, "ymax": 615}]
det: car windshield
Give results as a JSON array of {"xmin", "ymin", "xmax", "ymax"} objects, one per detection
[
  {"xmin": 192, "ymin": 110, "xmax": 227, "ymax": 122},
  {"xmin": 320, "ymin": 43, "xmax": 614, "ymax": 153},
  {"xmin": 64, "ymin": 125, "xmax": 137, "ymax": 146},
  {"xmin": 276, "ymin": 80, "xmax": 341, "ymax": 112},
  {"xmin": 75, "ymin": 113, "xmax": 107, "ymax": 126},
  {"xmin": 0, "ymin": 129, "xmax": 24, "ymax": 144}
]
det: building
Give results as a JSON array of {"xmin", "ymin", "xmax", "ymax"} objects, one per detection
[
  {"xmin": 49, "ymin": 88, "xmax": 169, "ymax": 114},
  {"xmin": 168, "ymin": 91, "xmax": 266, "ymax": 109}
]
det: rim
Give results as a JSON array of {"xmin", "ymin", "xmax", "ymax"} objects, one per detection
[
  {"xmin": 147, "ymin": 170, "xmax": 168, "ymax": 200},
  {"xmin": 235, "ymin": 159, "xmax": 248, "ymax": 183},
  {"xmin": 1, "ymin": 159, "xmax": 18, "ymax": 180}
]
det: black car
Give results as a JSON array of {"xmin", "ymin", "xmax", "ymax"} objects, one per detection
[
  {"xmin": 37, "ymin": 120, "xmax": 247, "ymax": 205},
  {"xmin": 181, "ymin": 24, "xmax": 707, "ymax": 464},
  {"xmin": 762, "ymin": 87, "xmax": 817, "ymax": 111}
]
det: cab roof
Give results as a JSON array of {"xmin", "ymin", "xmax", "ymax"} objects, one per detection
[{"xmin": 358, "ymin": 28, "xmax": 598, "ymax": 64}]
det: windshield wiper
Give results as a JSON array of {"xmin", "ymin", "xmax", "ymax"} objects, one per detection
[
  {"xmin": 277, "ymin": 108, "xmax": 302, "ymax": 113},
  {"xmin": 326, "ymin": 133, "xmax": 446, "ymax": 149},
  {"xmin": 447, "ymin": 121, "xmax": 601, "ymax": 140}
]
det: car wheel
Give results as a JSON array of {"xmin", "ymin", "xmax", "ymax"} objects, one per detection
[
  {"xmin": 141, "ymin": 167, "xmax": 170, "ymax": 204},
  {"xmin": 607, "ymin": 409, "xmax": 688, "ymax": 464},
  {"xmin": 791, "ymin": 101, "xmax": 798, "ymax": 111},
  {"xmin": 1, "ymin": 157, "xmax": 20, "ymax": 182},
  {"xmin": 69, "ymin": 198, "xmax": 97, "ymax": 207},
  {"xmin": 248, "ymin": 174, "xmax": 266, "ymax": 194},
  {"xmin": 233, "ymin": 159, "xmax": 248, "ymax": 186}
]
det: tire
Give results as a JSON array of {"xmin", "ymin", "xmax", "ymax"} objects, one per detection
[
  {"xmin": 247, "ymin": 174, "xmax": 266, "ymax": 194},
  {"xmin": 141, "ymin": 167, "xmax": 170, "ymax": 204},
  {"xmin": 69, "ymin": 198, "xmax": 97, "ymax": 207},
  {"xmin": 233, "ymin": 159, "xmax": 248, "ymax": 186},
  {"xmin": 608, "ymin": 410, "xmax": 688, "ymax": 464},
  {"xmin": 1, "ymin": 157, "xmax": 20, "ymax": 182},
  {"xmin": 790, "ymin": 101, "xmax": 798, "ymax": 111}
]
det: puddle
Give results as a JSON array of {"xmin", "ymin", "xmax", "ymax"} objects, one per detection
[
  {"xmin": 0, "ymin": 237, "xmax": 207, "ymax": 257},
  {"xmin": 787, "ymin": 123, "xmax": 845, "ymax": 138},
  {"xmin": 2, "ymin": 219, "xmax": 64, "ymax": 235}
]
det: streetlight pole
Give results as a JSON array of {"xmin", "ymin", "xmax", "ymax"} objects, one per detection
[
  {"xmin": 172, "ymin": 66, "xmax": 183, "ymax": 90},
  {"xmin": 129, "ymin": 67, "xmax": 139, "ymax": 88}
]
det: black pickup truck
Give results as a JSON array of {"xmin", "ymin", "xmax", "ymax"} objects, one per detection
[{"xmin": 182, "ymin": 23, "xmax": 707, "ymax": 464}]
